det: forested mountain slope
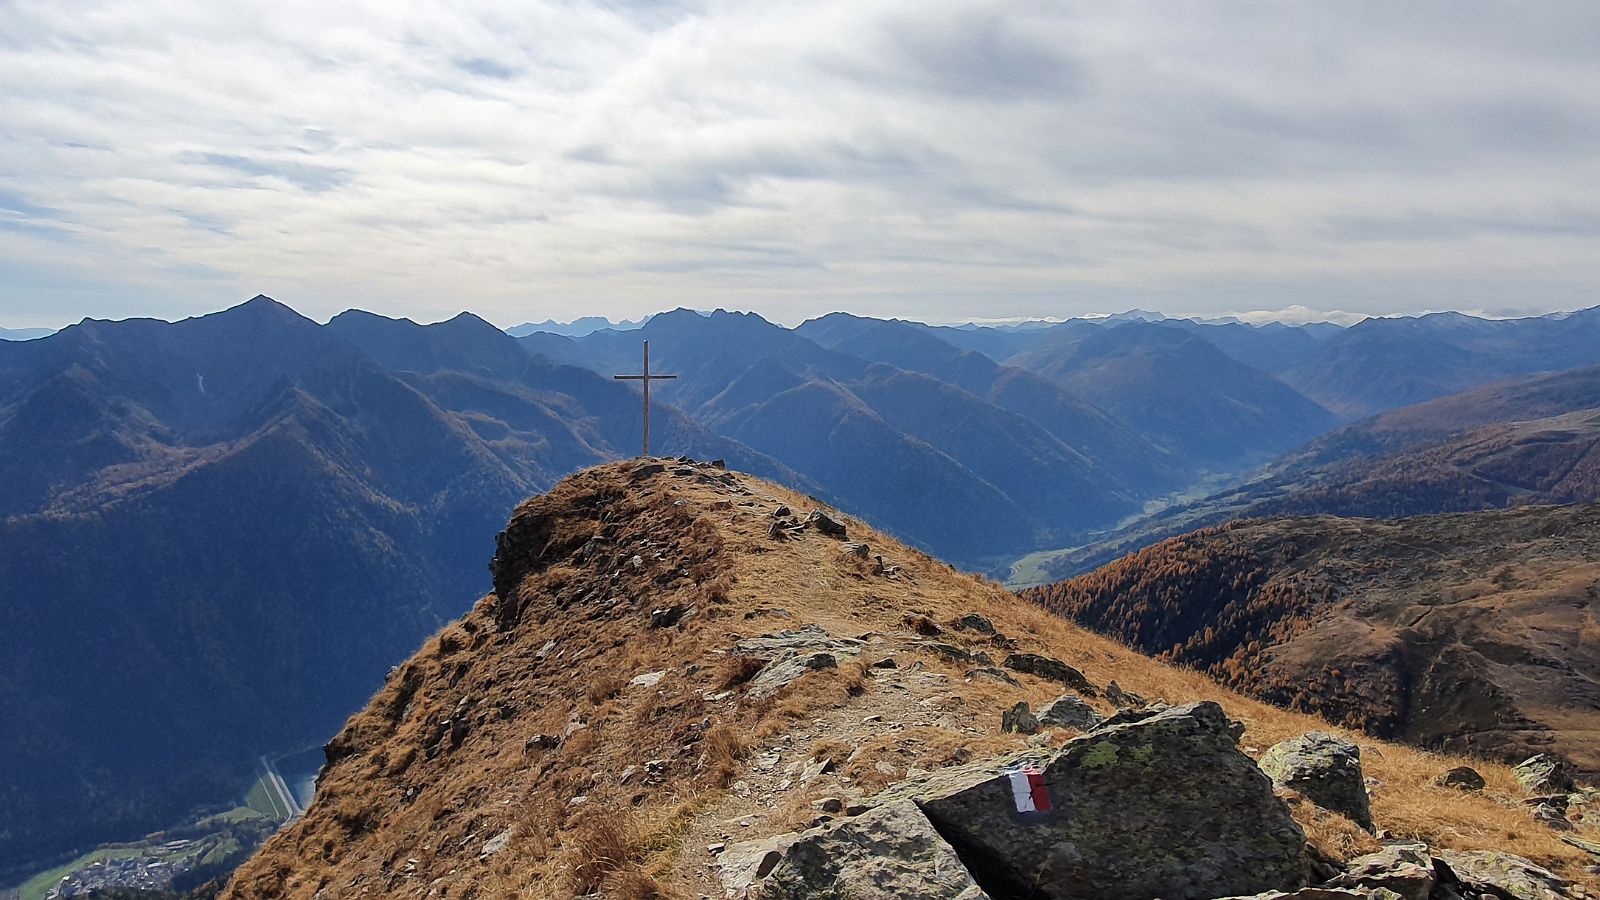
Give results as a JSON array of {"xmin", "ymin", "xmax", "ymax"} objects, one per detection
[
  {"xmin": 0, "ymin": 298, "xmax": 794, "ymax": 879},
  {"xmin": 1023, "ymin": 502, "xmax": 1600, "ymax": 771},
  {"xmin": 1031, "ymin": 363, "xmax": 1600, "ymax": 583}
]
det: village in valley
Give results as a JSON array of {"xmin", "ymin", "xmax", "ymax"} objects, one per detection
[
  {"xmin": 44, "ymin": 840, "xmax": 209, "ymax": 899},
  {"xmin": 9, "ymin": 779, "xmax": 291, "ymax": 900}
]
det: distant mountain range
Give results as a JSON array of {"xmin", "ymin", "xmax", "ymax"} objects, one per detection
[
  {"xmin": 505, "ymin": 315, "xmax": 649, "ymax": 337},
  {"xmin": 0, "ymin": 298, "xmax": 796, "ymax": 879},
  {"xmin": 0, "ymin": 325, "xmax": 55, "ymax": 341},
  {"xmin": 1005, "ymin": 320, "xmax": 1337, "ymax": 469},
  {"xmin": 516, "ymin": 309, "xmax": 1357, "ymax": 561},
  {"xmin": 7, "ymin": 294, "xmax": 1600, "ymax": 878},
  {"xmin": 1279, "ymin": 310, "xmax": 1600, "ymax": 419},
  {"xmin": 1036, "ymin": 361, "xmax": 1600, "ymax": 581}
]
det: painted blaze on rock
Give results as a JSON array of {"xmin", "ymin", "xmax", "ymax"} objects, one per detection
[{"xmin": 895, "ymin": 701, "xmax": 1309, "ymax": 900}]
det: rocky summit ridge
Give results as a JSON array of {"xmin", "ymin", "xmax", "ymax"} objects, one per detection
[{"xmin": 223, "ymin": 461, "xmax": 1600, "ymax": 899}]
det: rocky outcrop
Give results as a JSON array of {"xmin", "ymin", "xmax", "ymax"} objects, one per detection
[
  {"xmin": 953, "ymin": 613, "xmax": 996, "ymax": 634},
  {"xmin": 1433, "ymin": 850, "xmax": 1571, "ymax": 900},
  {"xmin": 964, "ymin": 666, "xmax": 1021, "ymax": 687},
  {"xmin": 718, "ymin": 696, "xmax": 1586, "ymax": 900},
  {"xmin": 878, "ymin": 701, "xmax": 1308, "ymax": 900},
  {"xmin": 1037, "ymin": 694, "xmax": 1103, "ymax": 730},
  {"xmin": 1000, "ymin": 702, "xmax": 1040, "ymax": 735},
  {"xmin": 1105, "ymin": 679, "xmax": 1149, "ymax": 709},
  {"xmin": 735, "ymin": 625, "xmax": 865, "ymax": 699},
  {"xmin": 762, "ymin": 800, "xmax": 989, "ymax": 900},
  {"xmin": 1529, "ymin": 795, "xmax": 1573, "ymax": 831},
  {"xmin": 1218, "ymin": 844, "xmax": 1582, "ymax": 900},
  {"xmin": 1325, "ymin": 844, "xmax": 1435, "ymax": 900},
  {"xmin": 921, "ymin": 641, "xmax": 996, "ymax": 666},
  {"xmin": 1259, "ymin": 732, "xmax": 1374, "ymax": 832},
  {"xmin": 1513, "ymin": 754, "xmax": 1575, "ymax": 796},
  {"xmin": 805, "ymin": 509, "xmax": 847, "ymax": 538},
  {"xmin": 1002, "ymin": 652, "xmax": 1099, "ymax": 696}
]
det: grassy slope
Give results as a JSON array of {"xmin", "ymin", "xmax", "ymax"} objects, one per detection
[
  {"xmin": 1021, "ymin": 505, "xmax": 1600, "ymax": 770},
  {"xmin": 223, "ymin": 462, "xmax": 1598, "ymax": 899},
  {"xmin": 243, "ymin": 778, "xmax": 288, "ymax": 821}
]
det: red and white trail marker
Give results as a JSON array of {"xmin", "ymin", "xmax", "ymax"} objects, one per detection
[{"xmin": 1007, "ymin": 765, "xmax": 1051, "ymax": 813}]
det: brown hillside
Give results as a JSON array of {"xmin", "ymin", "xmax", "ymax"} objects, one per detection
[
  {"xmin": 1023, "ymin": 504, "xmax": 1600, "ymax": 771},
  {"xmin": 226, "ymin": 462, "xmax": 1598, "ymax": 898}
]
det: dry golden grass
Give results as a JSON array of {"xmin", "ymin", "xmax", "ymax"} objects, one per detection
[
  {"xmin": 602, "ymin": 869, "xmax": 669, "ymax": 900},
  {"xmin": 563, "ymin": 807, "xmax": 647, "ymax": 895},
  {"xmin": 701, "ymin": 724, "xmax": 749, "ymax": 783},
  {"xmin": 1285, "ymin": 794, "xmax": 1382, "ymax": 864},
  {"xmin": 224, "ymin": 462, "xmax": 1600, "ymax": 900},
  {"xmin": 837, "ymin": 657, "xmax": 871, "ymax": 697},
  {"xmin": 767, "ymin": 786, "xmax": 831, "ymax": 834},
  {"xmin": 808, "ymin": 738, "xmax": 852, "ymax": 767}
]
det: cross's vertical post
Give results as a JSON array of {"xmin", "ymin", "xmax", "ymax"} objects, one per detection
[{"xmin": 613, "ymin": 340, "xmax": 678, "ymax": 458}]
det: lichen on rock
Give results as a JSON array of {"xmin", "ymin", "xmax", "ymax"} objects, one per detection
[
  {"xmin": 881, "ymin": 701, "xmax": 1309, "ymax": 900},
  {"xmin": 1259, "ymin": 731, "xmax": 1374, "ymax": 832}
]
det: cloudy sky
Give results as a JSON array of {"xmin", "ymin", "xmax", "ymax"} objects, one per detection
[{"xmin": 2, "ymin": 1, "xmax": 1599, "ymax": 328}]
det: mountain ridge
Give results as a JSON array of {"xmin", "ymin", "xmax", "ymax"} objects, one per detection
[
  {"xmin": 14, "ymin": 295, "xmax": 1600, "ymax": 886},
  {"xmin": 220, "ymin": 460, "xmax": 1600, "ymax": 898}
]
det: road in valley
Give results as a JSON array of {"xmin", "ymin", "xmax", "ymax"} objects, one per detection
[{"xmin": 258, "ymin": 756, "xmax": 304, "ymax": 821}]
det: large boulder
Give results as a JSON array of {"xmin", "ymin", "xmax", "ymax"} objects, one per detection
[
  {"xmin": 1259, "ymin": 732, "xmax": 1374, "ymax": 832},
  {"xmin": 1434, "ymin": 850, "xmax": 1571, "ymax": 900},
  {"xmin": 1216, "ymin": 883, "xmax": 1395, "ymax": 890},
  {"xmin": 1000, "ymin": 702, "xmax": 1041, "ymax": 735},
  {"xmin": 1512, "ymin": 754, "xmax": 1575, "ymax": 796},
  {"xmin": 877, "ymin": 701, "xmax": 1308, "ymax": 900},
  {"xmin": 1437, "ymin": 765, "xmax": 1486, "ymax": 791},
  {"xmin": 762, "ymin": 800, "xmax": 989, "ymax": 900},
  {"xmin": 1325, "ymin": 843, "xmax": 1434, "ymax": 900},
  {"xmin": 1037, "ymin": 694, "xmax": 1103, "ymax": 731}
]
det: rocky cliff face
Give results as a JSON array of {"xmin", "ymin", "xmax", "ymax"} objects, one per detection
[{"xmin": 222, "ymin": 462, "xmax": 1600, "ymax": 899}]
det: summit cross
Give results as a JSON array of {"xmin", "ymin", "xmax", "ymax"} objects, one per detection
[{"xmin": 613, "ymin": 340, "xmax": 678, "ymax": 458}]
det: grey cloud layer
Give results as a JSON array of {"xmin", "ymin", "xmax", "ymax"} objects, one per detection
[{"xmin": 1, "ymin": 0, "xmax": 1597, "ymax": 326}]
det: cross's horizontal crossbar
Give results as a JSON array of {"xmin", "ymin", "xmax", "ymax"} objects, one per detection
[{"xmin": 613, "ymin": 375, "xmax": 678, "ymax": 380}]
